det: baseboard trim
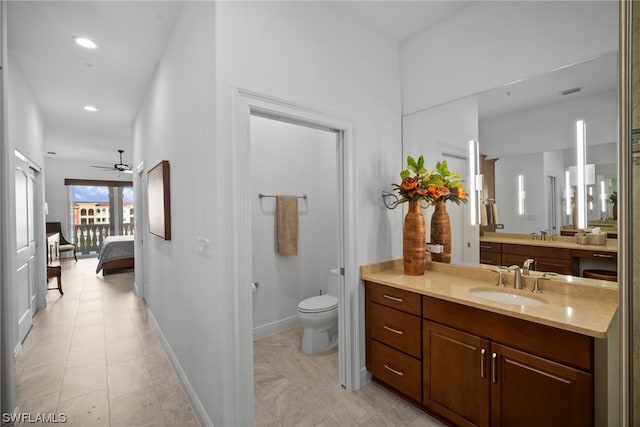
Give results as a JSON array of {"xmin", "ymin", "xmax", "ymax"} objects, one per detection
[
  {"xmin": 360, "ymin": 367, "xmax": 371, "ymax": 387},
  {"xmin": 147, "ymin": 309, "xmax": 213, "ymax": 427},
  {"xmin": 253, "ymin": 315, "xmax": 299, "ymax": 341}
]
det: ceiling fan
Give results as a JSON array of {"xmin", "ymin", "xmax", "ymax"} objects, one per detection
[{"xmin": 91, "ymin": 149, "xmax": 133, "ymax": 174}]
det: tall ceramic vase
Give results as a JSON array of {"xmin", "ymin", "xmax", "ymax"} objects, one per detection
[
  {"xmin": 403, "ymin": 201, "xmax": 426, "ymax": 275},
  {"xmin": 430, "ymin": 201, "xmax": 451, "ymax": 263}
]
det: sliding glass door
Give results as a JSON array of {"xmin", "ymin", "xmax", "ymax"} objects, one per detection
[{"xmin": 65, "ymin": 179, "xmax": 134, "ymax": 256}]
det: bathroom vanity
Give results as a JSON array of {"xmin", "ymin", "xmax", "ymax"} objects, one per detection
[
  {"xmin": 479, "ymin": 232, "xmax": 617, "ymax": 278},
  {"xmin": 361, "ymin": 260, "xmax": 619, "ymax": 427}
]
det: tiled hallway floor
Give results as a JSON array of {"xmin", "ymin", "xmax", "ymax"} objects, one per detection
[
  {"xmin": 254, "ymin": 326, "xmax": 445, "ymax": 427},
  {"xmin": 15, "ymin": 258, "xmax": 199, "ymax": 426}
]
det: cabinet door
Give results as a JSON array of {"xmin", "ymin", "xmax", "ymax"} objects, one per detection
[
  {"xmin": 490, "ymin": 343, "xmax": 592, "ymax": 427},
  {"xmin": 534, "ymin": 257, "xmax": 573, "ymax": 275},
  {"xmin": 423, "ymin": 321, "xmax": 490, "ymax": 427}
]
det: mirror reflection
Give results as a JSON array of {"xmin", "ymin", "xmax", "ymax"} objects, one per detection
[{"xmin": 478, "ymin": 51, "xmax": 618, "ymax": 236}]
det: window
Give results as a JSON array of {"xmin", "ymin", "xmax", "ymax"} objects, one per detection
[{"xmin": 66, "ymin": 179, "xmax": 134, "ymax": 255}]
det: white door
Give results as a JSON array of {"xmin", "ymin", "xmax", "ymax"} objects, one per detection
[
  {"xmin": 442, "ymin": 154, "xmax": 468, "ymax": 264},
  {"xmin": 15, "ymin": 156, "xmax": 37, "ymax": 343}
]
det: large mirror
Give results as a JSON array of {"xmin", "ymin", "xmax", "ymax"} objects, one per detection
[{"xmin": 478, "ymin": 51, "xmax": 618, "ymax": 236}]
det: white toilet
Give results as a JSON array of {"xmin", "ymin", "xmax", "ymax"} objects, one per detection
[{"xmin": 297, "ymin": 269, "xmax": 339, "ymax": 354}]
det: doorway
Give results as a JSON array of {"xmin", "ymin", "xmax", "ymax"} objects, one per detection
[{"xmin": 232, "ymin": 89, "xmax": 357, "ymax": 426}]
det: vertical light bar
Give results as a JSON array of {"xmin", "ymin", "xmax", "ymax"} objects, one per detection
[
  {"xmin": 600, "ymin": 180, "xmax": 606, "ymax": 213},
  {"xmin": 565, "ymin": 170, "xmax": 571, "ymax": 215},
  {"xmin": 469, "ymin": 140, "xmax": 478, "ymax": 225},
  {"xmin": 576, "ymin": 120, "xmax": 586, "ymax": 229},
  {"xmin": 518, "ymin": 174, "xmax": 525, "ymax": 215},
  {"xmin": 588, "ymin": 186, "xmax": 593, "ymax": 210}
]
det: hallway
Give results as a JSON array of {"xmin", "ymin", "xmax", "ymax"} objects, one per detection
[{"xmin": 15, "ymin": 258, "xmax": 199, "ymax": 426}]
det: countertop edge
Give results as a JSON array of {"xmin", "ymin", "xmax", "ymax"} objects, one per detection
[{"xmin": 361, "ymin": 261, "xmax": 618, "ymax": 339}]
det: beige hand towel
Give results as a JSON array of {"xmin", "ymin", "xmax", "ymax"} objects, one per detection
[{"xmin": 276, "ymin": 195, "xmax": 298, "ymax": 256}]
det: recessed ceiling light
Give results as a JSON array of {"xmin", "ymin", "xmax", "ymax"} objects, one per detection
[
  {"xmin": 73, "ymin": 36, "xmax": 97, "ymax": 49},
  {"xmin": 84, "ymin": 105, "xmax": 98, "ymax": 112},
  {"xmin": 84, "ymin": 62, "xmax": 96, "ymax": 69}
]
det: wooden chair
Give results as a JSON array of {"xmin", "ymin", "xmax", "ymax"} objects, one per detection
[
  {"xmin": 46, "ymin": 265, "xmax": 63, "ymax": 295},
  {"xmin": 46, "ymin": 222, "xmax": 77, "ymax": 261}
]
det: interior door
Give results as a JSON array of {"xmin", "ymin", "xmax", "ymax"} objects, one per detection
[{"xmin": 15, "ymin": 155, "xmax": 37, "ymax": 343}]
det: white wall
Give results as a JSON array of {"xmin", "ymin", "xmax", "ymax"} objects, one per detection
[
  {"xmin": 2, "ymin": 53, "xmax": 44, "ymax": 414},
  {"xmin": 133, "ymin": 3, "xmax": 221, "ymax": 426},
  {"xmin": 401, "ymin": 1, "xmax": 618, "ymax": 114},
  {"xmin": 250, "ymin": 116, "xmax": 337, "ymax": 336},
  {"xmin": 495, "ymin": 152, "xmax": 546, "ymax": 234},
  {"xmin": 216, "ymin": 3, "xmax": 403, "ymax": 421},
  {"xmin": 403, "ymin": 96, "xmax": 478, "ymax": 264},
  {"xmin": 480, "ymin": 91, "xmax": 618, "ymax": 159}
]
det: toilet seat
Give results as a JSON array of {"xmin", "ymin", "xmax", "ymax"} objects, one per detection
[{"xmin": 297, "ymin": 295, "xmax": 338, "ymax": 313}]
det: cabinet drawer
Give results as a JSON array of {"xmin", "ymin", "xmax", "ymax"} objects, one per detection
[
  {"xmin": 369, "ymin": 302, "xmax": 421, "ymax": 358},
  {"xmin": 571, "ymin": 249, "xmax": 617, "ymax": 263},
  {"xmin": 479, "ymin": 251, "xmax": 501, "ymax": 266},
  {"xmin": 503, "ymin": 244, "xmax": 571, "ymax": 260},
  {"xmin": 367, "ymin": 282, "xmax": 422, "ymax": 316},
  {"xmin": 479, "ymin": 241, "xmax": 501, "ymax": 253},
  {"xmin": 368, "ymin": 339, "xmax": 422, "ymax": 402}
]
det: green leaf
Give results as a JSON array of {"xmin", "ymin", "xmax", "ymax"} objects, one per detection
[
  {"xmin": 400, "ymin": 169, "xmax": 410, "ymax": 180},
  {"xmin": 417, "ymin": 155, "xmax": 424, "ymax": 170},
  {"xmin": 407, "ymin": 156, "xmax": 418, "ymax": 170}
]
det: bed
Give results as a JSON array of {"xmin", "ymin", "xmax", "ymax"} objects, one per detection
[{"xmin": 96, "ymin": 235, "xmax": 135, "ymax": 274}]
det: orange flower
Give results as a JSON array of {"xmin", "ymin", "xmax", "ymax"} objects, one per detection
[
  {"xmin": 400, "ymin": 177, "xmax": 419, "ymax": 191},
  {"xmin": 427, "ymin": 184, "xmax": 441, "ymax": 200},
  {"xmin": 457, "ymin": 187, "xmax": 467, "ymax": 200}
]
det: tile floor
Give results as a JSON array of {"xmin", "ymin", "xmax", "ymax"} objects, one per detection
[
  {"xmin": 17, "ymin": 258, "xmax": 444, "ymax": 426},
  {"xmin": 254, "ymin": 325, "xmax": 445, "ymax": 427},
  {"xmin": 15, "ymin": 258, "xmax": 199, "ymax": 426}
]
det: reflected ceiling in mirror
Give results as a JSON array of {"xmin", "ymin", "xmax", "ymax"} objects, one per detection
[{"xmin": 479, "ymin": 51, "xmax": 617, "ymax": 159}]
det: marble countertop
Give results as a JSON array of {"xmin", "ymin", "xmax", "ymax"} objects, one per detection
[
  {"xmin": 361, "ymin": 259, "xmax": 618, "ymax": 339},
  {"xmin": 480, "ymin": 232, "xmax": 617, "ymax": 253}
]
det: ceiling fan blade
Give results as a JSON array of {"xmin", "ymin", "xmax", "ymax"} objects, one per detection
[{"xmin": 90, "ymin": 165, "xmax": 115, "ymax": 170}]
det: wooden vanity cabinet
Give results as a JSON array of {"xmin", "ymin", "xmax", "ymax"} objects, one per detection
[
  {"xmin": 366, "ymin": 282, "xmax": 594, "ymax": 426},
  {"xmin": 365, "ymin": 282, "xmax": 423, "ymax": 402},
  {"xmin": 501, "ymin": 243, "xmax": 573, "ymax": 275},
  {"xmin": 479, "ymin": 242, "xmax": 501, "ymax": 266},
  {"xmin": 422, "ymin": 296, "xmax": 593, "ymax": 427}
]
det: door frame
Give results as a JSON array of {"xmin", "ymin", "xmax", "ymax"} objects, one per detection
[
  {"xmin": 231, "ymin": 88, "xmax": 358, "ymax": 423},
  {"xmin": 134, "ymin": 161, "xmax": 146, "ymax": 300}
]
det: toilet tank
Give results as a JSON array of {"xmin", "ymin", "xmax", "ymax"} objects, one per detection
[{"xmin": 327, "ymin": 269, "xmax": 340, "ymax": 296}]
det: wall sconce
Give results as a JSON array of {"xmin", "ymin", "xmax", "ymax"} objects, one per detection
[
  {"xmin": 565, "ymin": 170, "xmax": 572, "ymax": 216},
  {"xmin": 518, "ymin": 174, "xmax": 525, "ymax": 215},
  {"xmin": 576, "ymin": 119, "xmax": 586, "ymax": 229},
  {"xmin": 469, "ymin": 140, "xmax": 482, "ymax": 225}
]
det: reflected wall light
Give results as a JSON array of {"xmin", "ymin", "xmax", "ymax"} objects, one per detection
[
  {"xmin": 565, "ymin": 170, "xmax": 572, "ymax": 215},
  {"xmin": 576, "ymin": 120, "xmax": 586, "ymax": 229},
  {"xmin": 518, "ymin": 174, "xmax": 525, "ymax": 215},
  {"xmin": 600, "ymin": 180, "xmax": 607, "ymax": 213}
]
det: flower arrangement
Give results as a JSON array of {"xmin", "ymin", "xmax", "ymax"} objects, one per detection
[
  {"xmin": 392, "ymin": 155, "xmax": 468, "ymax": 206},
  {"xmin": 609, "ymin": 191, "xmax": 617, "ymax": 204}
]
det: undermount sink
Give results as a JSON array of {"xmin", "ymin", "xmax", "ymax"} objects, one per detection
[{"xmin": 469, "ymin": 288, "xmax": 548, "ymax": 307}]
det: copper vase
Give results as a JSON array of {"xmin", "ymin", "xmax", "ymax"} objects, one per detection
[
  {"xmin": 430, "ymin": 201, "xmax": 451, "ymax": 263},
  {"xmin": 403, "ymin": 201, "xmax": 426, "ymax": 275}
]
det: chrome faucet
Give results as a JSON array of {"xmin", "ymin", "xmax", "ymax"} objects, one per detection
[
  {"xmin": 509, "ymin": 265, "xmax": 523, "ymax": 289},
  {"xmin": 522, "ymin": 258, "xmax": 535, "ymax": 276}
]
